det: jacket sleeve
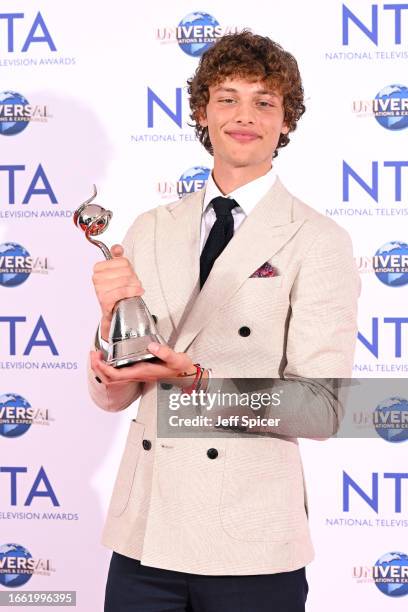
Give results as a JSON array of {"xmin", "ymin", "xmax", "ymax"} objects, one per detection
[{"xmin": 272, "ymin": 221, "xmax": 361, "ymax": 438}]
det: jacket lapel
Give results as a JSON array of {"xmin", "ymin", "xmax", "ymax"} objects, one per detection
[
  {"xmin": 155, "ymin": 190, "xmax": 203, "ymax": 336},
  {"xmin": 172, "ymin": 178, "xmax": 306, "ymax": 353}
]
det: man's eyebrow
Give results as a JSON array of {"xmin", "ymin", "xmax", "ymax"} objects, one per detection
[
  {"xmin": 213, "ymin": 86, "xmax": 279, "ymax": 97},
  {"xmin": 213, "ymin": 87, "xmax": 239, "ymax": 93},
  {"xmin": 255, "ymin": 89, "xmax": 279, "ymax": 98}
]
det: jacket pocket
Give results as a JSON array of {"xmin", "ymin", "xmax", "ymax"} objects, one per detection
[
  {"xmin": 109, "ymin": 419, "xmax": 145, "ymax": 517},
  {"xmin": 219, "ymin": 439, "xmax": 308, "ymax": 542},
  {"xmin": 246, "ymin": 275, "xmax": 283, "ymax": 287}
]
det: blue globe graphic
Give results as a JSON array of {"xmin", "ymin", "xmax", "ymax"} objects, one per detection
[
  {"xmin": 178, "ymin": 166, "xmax": 210, "ymax": 197},
  {"xmin": 177, "ymin": 12, "xmax": 220, "ymax": 57},
  {"xmin": 374, "ymin": 397, "xmax": 408, "ymax": 443},
  {"xmin": 0, "ymin": 544, "xmax": 33, "ymax": 588},
  {"xmin": 375, "ymin": 85, "xmax": 408, "ymax": 130},
  {"xmin": 374, "ymin": 552, "xmax": 408, "ymax": 597},
  {"xmin": 0, "ymin": 394, "xmax": 32, "ymax": 438},
  {"xmin": 0, "ymin": 91, "xmax": 30, "ymax": 136},
  {"xmin": 373, "ymin": 242, "xmax": 408, "ymax": 287},
  {"xmin": 0, "ymin": 242, "xmax": 31, "ymax": 287}
]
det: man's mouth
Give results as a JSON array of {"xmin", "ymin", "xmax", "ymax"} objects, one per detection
[{"xmin": 225, "ymin": 131, "xmax": 260, "ymax": 142}]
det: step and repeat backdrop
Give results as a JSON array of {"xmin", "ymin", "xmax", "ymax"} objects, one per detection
[{"xmin": 0, "ymin": 1, "xmax": 407, "ymax": 610}]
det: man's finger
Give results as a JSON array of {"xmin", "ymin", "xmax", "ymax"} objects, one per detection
[
  {"xmin": 90, "ymin": 350, "xmax": 105, "ymax": 369},
  {"xmin": 93, "ymin": 257, "xmax": 131, "ymax": 272},
  {"xmin": 147, "ymin": 342, "xmax": 193, "ymax": 372},
  {"xmin": 147, "ymin": 342, "xmax": 171, "ymax": 361},
  {"xmin": 93, "ymin": 353, "xmax": 179, "ymax": 382},
  {"xmin": 111, "ymin": 244, "xmax": 124, "ymax": 258},
  {"xmin": 91, "ymin": 352, "xmax": 138, "ymax": 384},
  {"xmin": 90, "ymin": 351, "xmax": 111, "ymax": 385},
  {"xmin": 94, "ymin": 358, "xmax": 147, "ymax": 382},
  {"xmin": 93, "ymin": 271, "xmax": 139, "ymax": 284}
]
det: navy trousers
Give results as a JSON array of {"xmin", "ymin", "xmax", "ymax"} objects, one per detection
[{"xmin": 104, "ymin": 551, "xmax": 309, "ymax": 612}]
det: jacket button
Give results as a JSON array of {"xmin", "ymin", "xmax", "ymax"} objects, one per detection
[
  {"xmin": 142, "ymin": 439, "xmax": 152, "ymax": 450},
  {"xmin": 239, "ymin": 326, "xmax": 251, "ymax": 337},
  {"xmin": 152, "ymin": 314, "xmax": 158, "ymax": 324},
  {"xmin": 207, "ymin": 448, "xmax": 218, "ymax": 459},
  {"xmin": 160, "ymin": 382, "xmax": 173, "ymax": 390}
]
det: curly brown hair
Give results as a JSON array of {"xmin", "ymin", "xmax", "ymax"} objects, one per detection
[{"xmin": 187, "ymin": 30, "xmax": 305, "ymax": 158}]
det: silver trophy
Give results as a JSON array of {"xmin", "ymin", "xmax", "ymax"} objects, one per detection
[{"xmin": 74, "ymin": 185, "xmax": 166, "ymax": 367}]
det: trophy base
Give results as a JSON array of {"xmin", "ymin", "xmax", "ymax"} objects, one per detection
[{"xmin": 107, "ymin": 334, "xmax": 166, "ymax": 368}]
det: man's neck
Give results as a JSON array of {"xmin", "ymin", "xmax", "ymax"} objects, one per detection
[{"xmin": 212, "ymin": 159, "xmax": 273, "ymax": 195}]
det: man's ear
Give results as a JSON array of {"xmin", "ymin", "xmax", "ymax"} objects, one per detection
[{"xmin": 281, "ymin": 122, "xmax": 290, "ymax": 135}]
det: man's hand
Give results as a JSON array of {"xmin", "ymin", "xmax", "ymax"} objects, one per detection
[
  {"xmin": 90, "ymin": 341, "xmax": 196, "ymax": 386},
  {"xmin": 92, "ymin": 244, "xmax": 144, "ymax": 340}
]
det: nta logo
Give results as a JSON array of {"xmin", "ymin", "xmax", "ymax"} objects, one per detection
[
  {"xmin": 342, "ymin": 4, "xmax": 408, "ymax": 46},
  {"xmin": 0, "ymin": 12, "xmax": 56, "ymax": 53}
]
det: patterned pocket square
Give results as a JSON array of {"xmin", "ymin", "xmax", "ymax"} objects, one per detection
[{"xmin": 250, "ymin": 262, "xmax": 278, "ymax": 278}]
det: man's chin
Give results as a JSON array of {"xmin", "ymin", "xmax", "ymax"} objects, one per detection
[{"xmin": 228, "ymin": 157, "xmax": 262, "ymax": 169}]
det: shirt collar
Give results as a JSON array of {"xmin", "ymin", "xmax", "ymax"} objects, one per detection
[{"xmin": 202, "ymin": 166, "xmax": 277, "ymax": 217}]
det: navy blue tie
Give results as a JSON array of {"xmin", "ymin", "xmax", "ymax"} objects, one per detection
[{"xmin": 200, "ymin": 197, "xmax": 238, "ymax": 289}]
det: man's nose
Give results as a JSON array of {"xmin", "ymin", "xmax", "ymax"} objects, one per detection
[{"xmin": 233, "ymin": 102, "xmax": 256, "ymax": 124}]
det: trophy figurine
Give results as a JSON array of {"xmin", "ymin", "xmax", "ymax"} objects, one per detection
[{"xmin": 74, "ymin": 185, "xmax": 166, "ymax": 367}]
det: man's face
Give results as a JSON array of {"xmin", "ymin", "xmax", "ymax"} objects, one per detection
[{"xmin": 199, "ymin": 77, "xmax": 289, "ymax": 168}]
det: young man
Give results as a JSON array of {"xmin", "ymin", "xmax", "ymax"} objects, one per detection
[{"xmin": 89, "ymin": 31, "xmax": 360, "ymax": 612}]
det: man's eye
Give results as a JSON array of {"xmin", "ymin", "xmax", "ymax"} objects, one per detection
[
  {"xmin": 219, "ymin": 98, "xmax": 235, "ymax": 104},
  {"xmin": 257, "ymin": 100, "xmax": 274, "ymax": 107}
]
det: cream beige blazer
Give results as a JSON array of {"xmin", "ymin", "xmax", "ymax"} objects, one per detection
[{"xmin": 88, "ymin": 178, "xmax": 360, "ymax": 575}]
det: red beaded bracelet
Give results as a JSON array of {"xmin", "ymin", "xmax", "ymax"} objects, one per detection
[{"xmin": 181, "ymin": 363, "xmax": 203, "ymax": 395}]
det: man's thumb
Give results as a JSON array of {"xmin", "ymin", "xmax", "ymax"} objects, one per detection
[{"xmin": 110, "ymin": 244, "xmax": 124, "ymax": 258}]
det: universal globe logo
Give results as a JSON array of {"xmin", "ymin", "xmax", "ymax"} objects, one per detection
[
  {"xmin": 373, "ymin": 397, "xmax": 408, "ymax": 443},
  {"xmin": 0, "ymin": 543, "xmax": 53, "ymax": 588},
  {"xmin": 0, "ymin": 243, "xmax": 31, "ymax": 286},
  {"xmin": 157, "ymin": 166, "xmax": 210, "ymax": 199},
  {"xmin": 0, "ymin": 92, "xmax": 49, "ymax": 136},
  {"xmin": 372, "ymin": 241, "xmax": 408, "ymax": 287},
  {"xmin": 156, "ymin": 13, "xmax": 239, "ymax": 56},
  {"xmin": 0, "ymin": 92, "xmax": 30, "ymax": 136},
  {"xmin": 353, "ymin": 84, "xmax": 408, "ymax": 130},
  {"xmin": 0, "ymin": 393, "xmax": 50, "ymax": 438},
  {"xmin": 0, "ymin": 544, "xmax": 33, "ymax": 587},
  {"xmin": 177, "ymin": 12, "xmax": 222, "ymax": 57},
  {"xmin": 373, "ymin": 552, "xmax": 408, "ymax": 597},
  {"xmin": 178, "ymin": 166, "xmax": 210, "ymax": 197},
  {"xmin": 375, "ymin": 85, "xmax": 408, "ymax": 131},
  {"xmin": 0, "ymin": 243, "xmax": 51, "ymax": 287}
]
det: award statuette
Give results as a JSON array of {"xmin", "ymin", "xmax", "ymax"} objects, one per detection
[{"xmin": 74, "ymin": 185, "xmax": 166, "ymax": 367}]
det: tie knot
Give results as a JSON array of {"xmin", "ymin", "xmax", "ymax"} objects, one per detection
[{"xmin": 211, "ymin": 196, "xmax": 238, "ymax": 218}]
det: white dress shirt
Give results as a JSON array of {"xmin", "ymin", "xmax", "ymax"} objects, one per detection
[{"xmin": 200, "ymin": 165, "xmax": 277, "ymax": 253}]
